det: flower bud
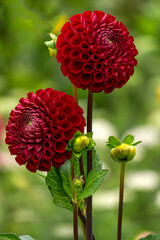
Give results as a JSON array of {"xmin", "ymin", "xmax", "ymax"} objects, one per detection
[
  {"xmin": 74, "ymin": 176, "xmax": 84, "ymax": 189},
  {"xmin": 110, "ymin": 143, "xmax": 136, "ymax": 163},
  {"xmin": 73, "ymin": 136, "xmax": 90, "ymax": 153}
]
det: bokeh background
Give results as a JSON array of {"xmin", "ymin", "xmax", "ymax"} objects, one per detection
[{"xmin": 0, "ymin": 0, "xmax": 160, "ymax": 239}]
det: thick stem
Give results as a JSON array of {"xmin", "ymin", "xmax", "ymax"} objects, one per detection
[
  {"xmin": 117, "ymin": 162, "xmax": 125, "ymax": 240},
  {"xmin": 78, "ymin": 208, "xmax": 95, "ymax": 240},
  {"xmin": 71, "ymin": 154, "xmax": 78, "ymax": 240},
  {"xmin": 72, "ymin": 84, "xmax": 78, "ymax": 104},
  {"xmin": 86, "ymin": 89, "xmax": 93, "ymax": 240}
]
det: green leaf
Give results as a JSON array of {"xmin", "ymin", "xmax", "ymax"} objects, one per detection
[
  {"xmin": 108, "ymin": 136, "xmax": 121, "ymax": 147},
  {"xmin": 78, "ymin": 169, "xmax": 108, "ymax": 199},
  {"xmin": 20, "ymin": 236, "xmax": 35, "ymax": 240},
  {"xmin": 84, "ymin": 132, "xmax": 93, "ymax": 138},
  {"xmin": 123, "ymin": 134, "xmax": 134, "ymax": 144},
  {"xmin": 106, "ymin": 143, "xmax": 113, "ymax": 149},
  {"xmin": 82, "ymin": 148, "xmax": 102, "ymax": 178},
  {"xmin": 0, "ymin": 234, "xmax": 20, "ymax": 240},
  {"xmin": 88, "ymin": 138, "xmax": 96, "ymax": 149},
  {"xmin": 73, "ymin": 151, "xmax": 82, "ymax": 159},
  {"xmin": 74, "ymin": 131, "xmax": 83, "ymax": 138},
  {"xmin": 0, "ymin": 234, "xmax": 35, "ymax": 240},
  {"xmin": 46, "ymin": 167, "xmax": 73, "ymax": 211},
  {"xmin": 59, "ymin": 161, "xmax": 73, "ymax": 198},
  {"xmin": 132, "ymin": 141, "xmax": 142, "ymax": 146},
  {"xmin": 139, "ymin": 234, "xmax": 160, "ymax": 240}
]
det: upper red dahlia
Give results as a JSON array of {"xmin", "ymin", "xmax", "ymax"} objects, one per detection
[
  {"xmin": 56, "ymin": 11, "xmax": 138, "ymax": 93},
  {"xmin": 5, "ymin": 88, "xmax": 86, "ymax": 172}
]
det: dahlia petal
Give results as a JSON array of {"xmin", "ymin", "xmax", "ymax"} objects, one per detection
[
  {"xmin": 79, "ymin": 73, "xmax": 92, "ymax": 85},
  {"xmin": 43, "ymin": 149, "xmax": 53, "ymax": 160},
  {"xmin": 64, "ymin": 128, "xmax": 77, "ymax": 140},
  {"xmin": 95, "ymin": 63, "xmax": 103, "ymax": 71},
  {"xmin": 55, "ymin": 100, "xmax": 65, "ymax": 112},
  {"xmin": 70, "ymin": 114, "xmax": 82, "ymax": 127},
  {"xmin": 61, "ymin": 121, "xmax": 72, "ymax": 132},
  {"xmin": 35, "ymin": 144, "xmax": 42, "ymax": 152},
  {"xmin": 57, "ymin": 112, "xmax": 67, "ymax": 125},
  {"xmin": 90, "ymin": 82, "xmax": 103, "ymax": 93},
  {"xmin": 64, "ymin": 30, "xmax": 75, "ymax": 41},
  {"xmin": 80, "ymin": 41, "xmax": 90, "ymax": 52},
  {"xmin": 64, "ymin": 106, "xmax": 76, "ymax": 117},
  {"xmin": 15, "ymin": 156, "xmax": 27, "ymax": 165},
  {"xmin": 54, "ymin": 141, "xmax": 67, "ymax": 153},
  {"xmin": 94, "ymin": 72, "xmax": 104, "ymax": 83},
  {"xmin": 83, "ymin": 63, "xmax": 94, "ymax": 73},
  {"xmin": 61, "ymin": 22, "xmax": 72, "ymax": 34},
  {"xmin": 103, "ymin": 67, "xmax": 114, "ymax": 77},
  {"xmin": 43, "ymin": 140, "xmax": 52, "ymax": 149},
  {"xmin": 70, "ymin": 50, "xmax": 80, "ymax": 60},
  {"xmin": 54, "ymin": 152, "xmax": 66, "ymax": 163},
  {"xmin": 52, "ymin": 132, "xmax": 64, "ymax": 142},
  {"xmin": 26, "ymin": 161, "xmax": 38, "ymax": 172},
  {"xmin": 61, "ymin": 45, "xmax": 72, "ymax": 57},
  {"xmin": 69, "ymin": 61, "xmax": 82, "ymax": 74},
  {"xmin": 80, "ymin": 52, "xmax": 90, "ymax": 62}
]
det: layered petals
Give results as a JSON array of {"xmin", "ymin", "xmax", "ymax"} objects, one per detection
[
  {"xmin": 5, "ymin": 88, "xmax": 86, "ymax": 172},
  {"xmin": 56, "ymin": 11, "xmax": 138, "ymax": 93}
]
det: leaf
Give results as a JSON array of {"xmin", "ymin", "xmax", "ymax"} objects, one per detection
[
  {"xmin": 106, "ymin": 143, "xmax": 113, "ymax": 149},
  {"xmin": 108, "ymin": 136, "xmax": 121, "ymax": 147},
  {"xmin": 0, "ymin": 234, "xmax": 35, "ymax": 240},
  {"xmin": 20, "ymin": 236, "xmax": 35, "ymax": 240},
  {"xmin": 123, "ymin": 134, "xmax": 134, "ymax": 144},
  {"xmin": 59, "ymin": 161, "xmax": 73, "ymax": 198},
  {"xmin": 74, "ymin": 131, "xmax": 83, "ymax": 138},
  {"xmin": 45, "ymin": 167, "xmax": 73, "ymax": 212},
  {"xmin": 139, "ymin": 234, "xmax": 160, "ymax": 240},
  {"xmin": 82, "ymin": 148, "xmax": 102, "ymax": 178},
  {"xmin": 85, "ymin": 132, "xmax": 93, "ymax": 138},
  {"xmin": 0, "ymin": 234, "xmax": 20, "ymax": 240},
  {"xmin": 88, "ymin": 139, "xmax": 96, "ymax": 149},
  {"xmin": 78, "ymin": 169, "xmax": 108, "ymax": 199},
  {"xmin": 132, "ymin": 141, "xmax": 142, "ymax": 146}
]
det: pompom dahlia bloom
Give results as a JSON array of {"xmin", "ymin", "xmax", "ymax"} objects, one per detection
[
  {"xmin": 5, "ymin": 88, "xmax": 86, "ymax": 172},
  {"xmin": 56, "ymin": 11, "xmax": 138, "ymax": 93}
]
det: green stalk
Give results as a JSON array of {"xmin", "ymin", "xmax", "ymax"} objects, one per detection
[
  {"xmin": 117, "ymin": 162, "xmax": 125, "ymax": 240},
  {"xmin": 71, "ymin": 154, "xmax": 79, "ymax": 240}
]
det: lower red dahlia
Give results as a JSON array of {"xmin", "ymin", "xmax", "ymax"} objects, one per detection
[
  {"xmin": 5, "ymin": 88, "xmax": 86, "ymax": 172},
  {"xmin": 56, "ymin": 10, "xmax": 138, "ymax": 93}
]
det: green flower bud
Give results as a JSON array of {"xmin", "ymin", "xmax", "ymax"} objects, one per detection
[
  {"xmin": 73, "ymin": 136, "xmax": 90, "ymax": 153},
  {"xmin": 110, "ymin": 143, "xmax": 136, "ymax": 163},
  {"xmin": 74, "ymin": 176, "xmax": 84, "ymax": 189}
]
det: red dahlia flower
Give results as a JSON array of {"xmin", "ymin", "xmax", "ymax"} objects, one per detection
[
  {"xmin": 56, "ymin": 11, "xmax": 138, "ymax": 93},
  {"xmin": 5, "ymin": 88, "xmax": 86, "ymax": 172}
]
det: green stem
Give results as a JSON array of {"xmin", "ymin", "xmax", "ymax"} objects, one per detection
[
  {"xmin": 72, "ymin": 85, "xmax": 86, "ymax": 187},
  {"xmin": 117, "ymin": 162, "xmax": 125, "ymax": 240},
  {"xmin": 86, "ymin": 89, "xmax": 93, "ymax": 240},
  {"xmin": 71, "ymin": 154, "xmax": 79, "ymax": 240}
]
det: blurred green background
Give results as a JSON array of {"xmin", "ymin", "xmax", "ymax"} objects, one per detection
[{"xmin": 0, "ymin": 0, "xmax": 160, "ymax": 239}]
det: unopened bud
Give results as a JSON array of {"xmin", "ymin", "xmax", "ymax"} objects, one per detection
[
  {"xmin": 74, "ymin": 176, "xmax": 84, "ymax": 189},
  {"xmin": 110, "ymin": 143, "xmax": 136, "ymax": 163},
  {"xmin": 73, "ymin": 136, "xmax": 90, "ymax": 153}
]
